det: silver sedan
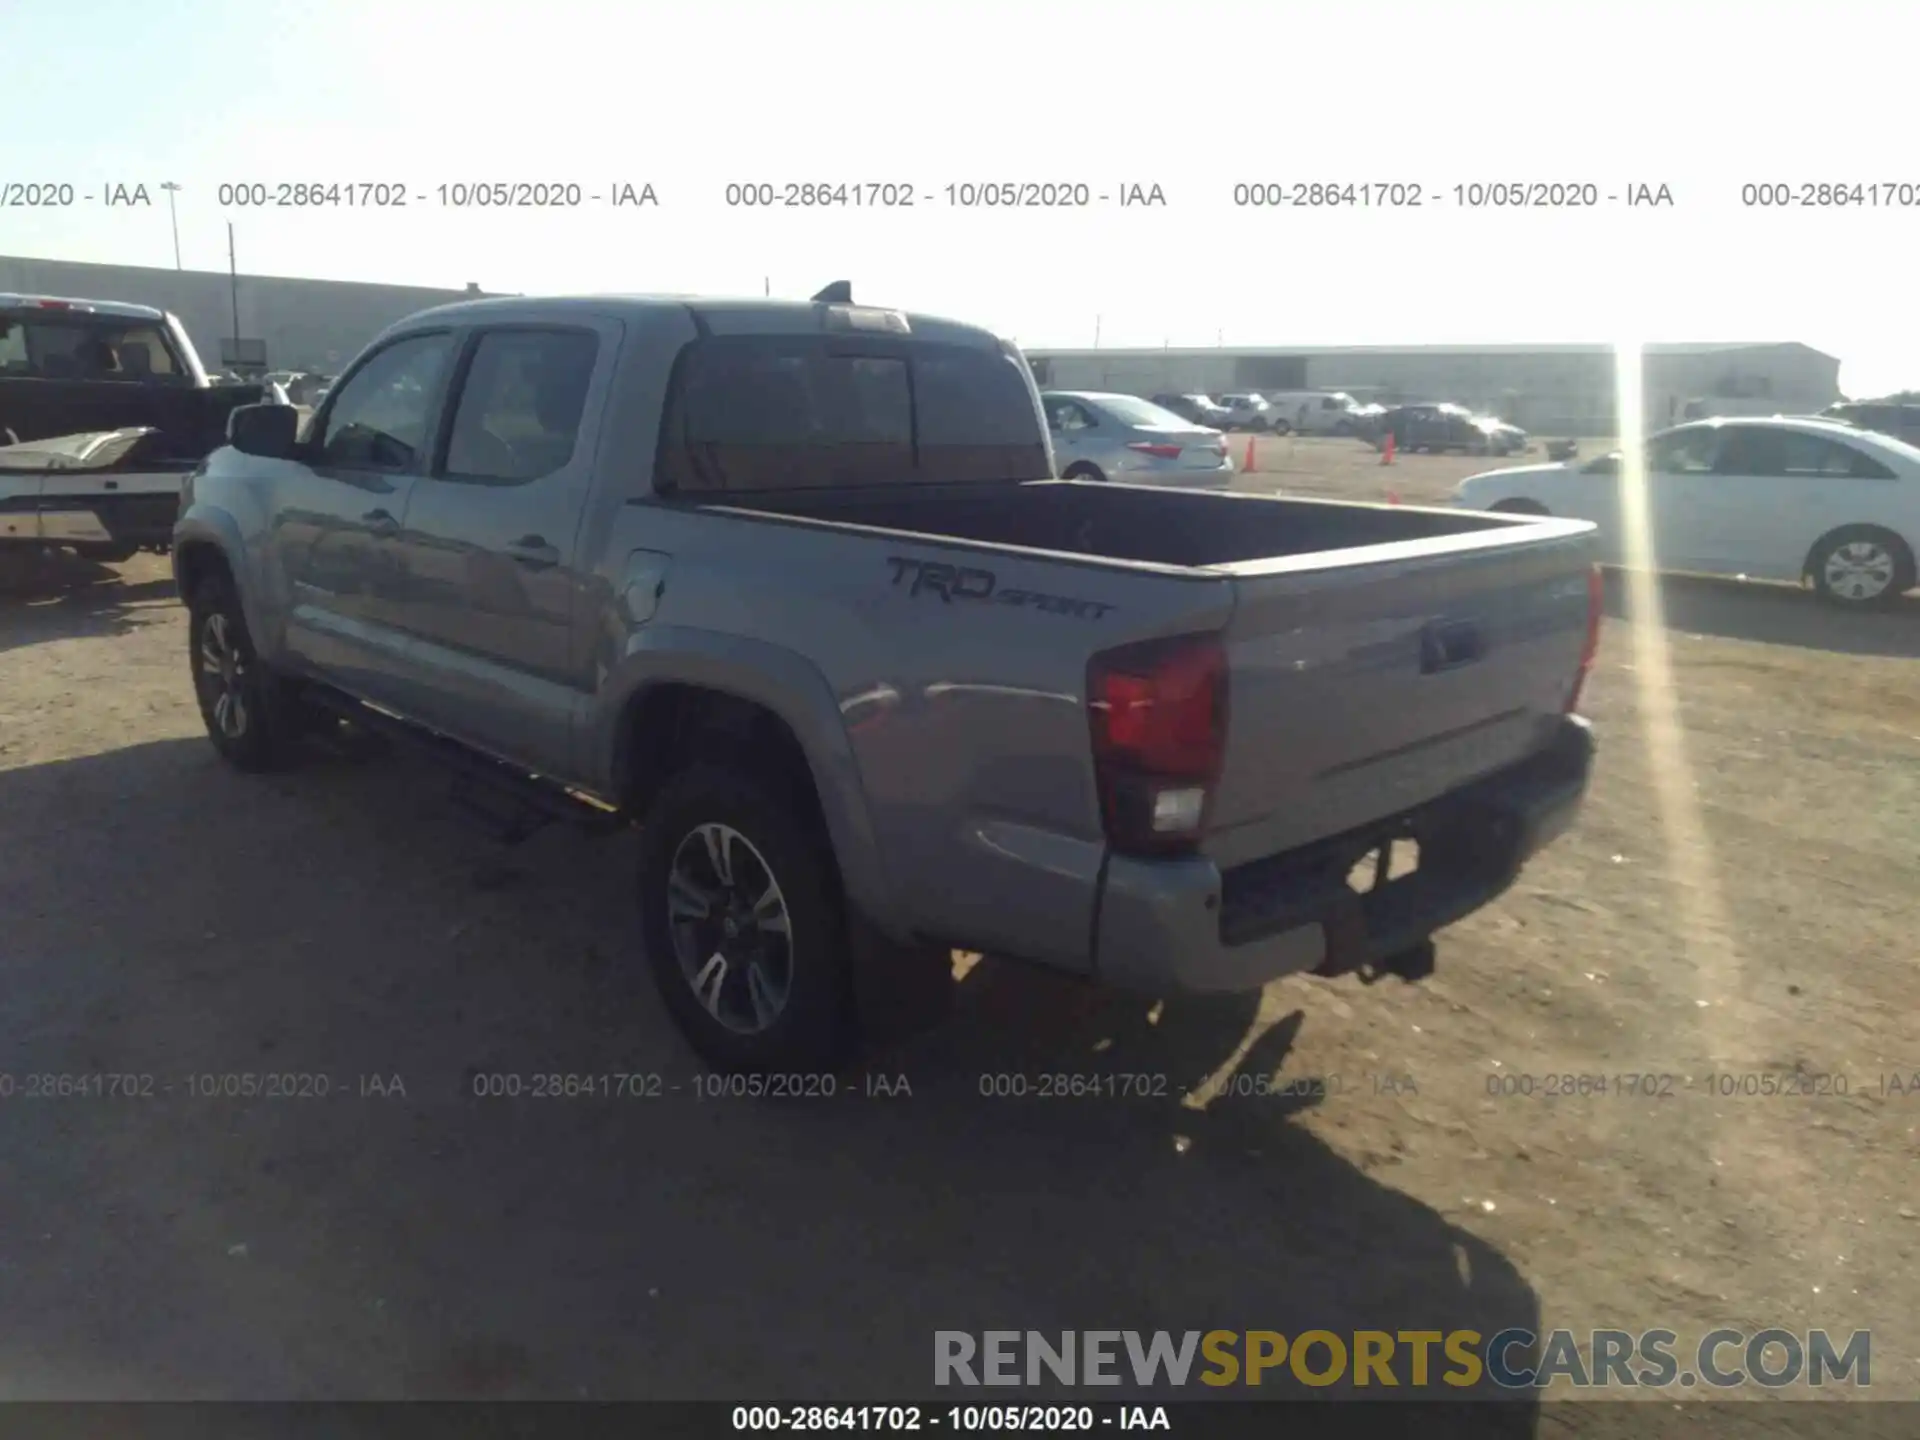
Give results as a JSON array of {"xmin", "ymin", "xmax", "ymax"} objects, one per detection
[{"xmin": 1041, "ymin": 391, "xmax": 1235, "ymax": 488}]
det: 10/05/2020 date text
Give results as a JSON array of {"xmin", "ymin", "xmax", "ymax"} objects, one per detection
[
  {"xmin": 1233, "ymin": 181, "xmax": 1675, "ymax": 208},
  {"xmin": 0, "ymin": 1072, "xmax": 408, "ymax": 1098},
  {"xmin": 721, "ymin": 182, "xmax": 1167, "ymax": 208},
  {"xmin": 731, "ymin": 1405, "xmax": 1111, "ymax": 1431},
  {"xmin": 213, "ymin": 181, "xmax": 659, "ymax": 209}
]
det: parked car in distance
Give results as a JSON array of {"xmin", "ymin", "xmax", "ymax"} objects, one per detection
[
  {"xmin": 1264, "ymin": 391, "xmax": 1368, "ymax": 436},
  {"xmin": 1479, "ymin": 417, "xmax": 1531, "ymax": 455},
  {"xmin": 176, "ymin": 288, "xmax": 1602, "ymax": 1071},
  {"xmin": 1041, "ymin": 391, "xmax": 1233, "ymax": 487},
  {"xmin": 1449, "ymin": 415, "xmax": 1920, "ymax": 608},
  {"xmin": 1821, "ymin": 400, "xmax": 1920, "ymax": 448},
  {"xmin": 1150, "ymin": 392, "xmax": 1236, "ymax": 429},
  {"xmin": 1215, "ymin": 393, "xmax": 1277, "ymax": 432},
  {"xmin": 1379, "ymin": 403, "xmax": 1525, "ymax": 456}
]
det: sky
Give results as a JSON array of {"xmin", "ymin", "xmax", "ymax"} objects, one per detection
[{"xmin": 3, "ymin": 0, "xmax": 1915, "ymax": 395}]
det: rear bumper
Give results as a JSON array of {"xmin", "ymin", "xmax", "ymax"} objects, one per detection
[
  {"xmin": 1121, "ymin": 464, "xmax": 1235, "ymax": 489},
  {"xmin": 1092, "ymin": 715, "xmax": 1595, "ymax": 993}
]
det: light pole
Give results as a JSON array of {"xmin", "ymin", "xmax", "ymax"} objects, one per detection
[{"xmin": 160, "ymin": 182, "xmax": 183, "ymax": 269}]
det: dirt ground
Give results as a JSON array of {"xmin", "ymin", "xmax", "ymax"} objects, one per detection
[{"xmin": 1, "ymin": 436, "xmax": 1916, "ymax": 1416}]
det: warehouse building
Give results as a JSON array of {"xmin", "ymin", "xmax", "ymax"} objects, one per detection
[
  {"xmin": 1, "ymin": 256, "xmax": 1847, "ymax": 435},
  {"xmin": 0, "ymin": 255, "xmax": 503, "ymax": 377},
  {"xmin": 1022, "ymin": 343, "xmax": 1843, "ymax": 436}
]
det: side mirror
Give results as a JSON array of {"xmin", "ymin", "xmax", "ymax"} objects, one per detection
[{"xmin": 228, "ymin": 402, "xmax": 299, "ymax": 459}]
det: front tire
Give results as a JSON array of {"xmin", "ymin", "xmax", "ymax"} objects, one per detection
[
  {"xmin": 637, "ymin": 762, "xmax": 856, "ymax": 1073},
  {"xmin": 1062, "ymin": 463, "xmax": 1107, "ymax": 482},
  {"xmin": 1270, "ymin": 419, "xmax": 1292, "ymax": 436},
  {"xmin": 188, "ymin": 573, "xmax": 300, "ymax": 771},
  {"xmin": 1808, "ymin": 526, "xmax": 1915, "ymax": 609}
]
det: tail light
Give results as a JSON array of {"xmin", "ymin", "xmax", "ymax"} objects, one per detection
[
  {"xmin": 1126, "ymin": 442, "xmax": 1184, "ymax": 460},
  {"xmin": 1088, "ymin": 633, "xmax": 1228, "ymax": 856},
  {"xmin": 1564, "ymin": 564, "xmax": 1604, "ymax": 714}
]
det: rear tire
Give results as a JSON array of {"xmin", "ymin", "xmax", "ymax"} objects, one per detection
[
  {"xmin": 636, "ymin": 761, "xmax": 856, "ymax": 1073},
  {"xmin": 187, "ymin": 572, "xmax": 302, "ymax": 771},
  {"xmin": 1808, "ymin": 525, "xmax": 1915, "ymax": 609},
  {"xmin": 1269, "ymin": 419, "xmax": 1292, "ymax": 436}
]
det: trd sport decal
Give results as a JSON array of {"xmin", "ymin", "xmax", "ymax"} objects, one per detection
[{"xmin": 886, "ymin": 556, "xmax": 1114, "ymax": 620}]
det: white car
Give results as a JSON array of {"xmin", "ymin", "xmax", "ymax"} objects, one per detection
[{"xmin": 1449, "ymin": 416, "xmax": 1920, "ymax": 608}]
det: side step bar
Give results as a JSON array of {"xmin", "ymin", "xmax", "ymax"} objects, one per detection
[{"xmin": 300, "ymin": 687, "xmax": 628, "ymax": 845}]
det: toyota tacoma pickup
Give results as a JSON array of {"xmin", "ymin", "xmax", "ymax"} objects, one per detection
[
  {"xmin": 1, "ymin": 293, "xmax": 274, "ymax": 563},
  {"xmin": 173, "ymin": 287, "xmax": 1602, "ymax": 1072}
]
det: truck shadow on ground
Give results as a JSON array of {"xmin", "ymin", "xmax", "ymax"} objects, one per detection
[
  {"xmin": 0, "ymin": 738, "xmax": 1539, "ymax": 1429},
  {"xmin": 1603, "ymin": 569, "xmax": 1920, "ymax": 658},
  {"xmin": 0, "ymin": 555, "xmax": 174, "ymax": 656}
]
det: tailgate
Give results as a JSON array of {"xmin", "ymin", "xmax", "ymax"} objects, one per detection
[{"xmin": 1204, "ymin": 516, "xmax": 1597, "ymax": 868}]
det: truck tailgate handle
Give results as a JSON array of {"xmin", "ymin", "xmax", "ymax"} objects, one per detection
[{"xmin": 1420, "ymin": 619, "xmax": 1485, "ymax": 673}]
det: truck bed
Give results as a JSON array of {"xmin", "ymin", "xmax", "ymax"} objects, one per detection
[
  {"xmin": 702, "ymin": 477, "xmax": 1598, "ymax": 907},
  {"xmin": 0, "ymin": 429, "xmax": 194, "ymax": 551},
  {"xmin": 0, "ymin": 377, "xmax": 263, "ymax": 461},
  {"xmin": 727, "ymin": 477, "xmax": 1512, "ymax": 570}
]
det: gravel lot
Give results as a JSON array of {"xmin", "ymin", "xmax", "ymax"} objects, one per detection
[{"xmin": 2, "ymin": 436, "xmax": 1915, "ymax": 1415}]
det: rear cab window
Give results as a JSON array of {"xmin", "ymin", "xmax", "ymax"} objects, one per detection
[
  {"xmin": 0, "ymin": 309, "xmax": 187, "ymax": 382},
  {"xmin": 657, "ymin": 333, "xmax": 1048, "ymax": 491}
]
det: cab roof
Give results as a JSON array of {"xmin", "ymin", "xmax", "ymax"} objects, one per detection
[
  {"xmin": 0, "ymin": 293, "xmax": 169, "ymax": 321},
  {"xmin": 390, "ymin": 293, "xmax": 1005, "ymax": 350}
]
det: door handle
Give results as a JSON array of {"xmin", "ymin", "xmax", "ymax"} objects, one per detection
[
  {"xmin": 362, "ymin": 508, "xmax": 398, "ymax": 536},
  {"xmin": 504, "ymin": 535, "xmax": 561, "ymax": 568}
]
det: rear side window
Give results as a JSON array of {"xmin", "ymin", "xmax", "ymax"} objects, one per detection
[
  {"xmin": 1709, "ymin": 426, "xmax": 1892, "ymax": 479},
  {"xmin": 443, "ymin": 328, "xmax": 599, "ymax": 484},
  {"xmin": 657, "ymin": 336, "xmax": 1046, "ymax": 491},
  {"xmin": 1839, "ymin": 444, "xmax": 1896, "ymax": 480}
]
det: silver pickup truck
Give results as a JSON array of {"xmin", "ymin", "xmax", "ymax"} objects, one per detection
[{"xmin": 174, "ymin": 289, "xmax": 1602, "ymax": 1072}]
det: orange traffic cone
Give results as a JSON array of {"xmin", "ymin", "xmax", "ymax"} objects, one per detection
[
  {"xmin": 1381, "ymin": 431, "xmax": 1396, "ymax": 465},
  {"xmin": 1386, "ymin": 489, "xmax": 1402, "ymax": 505},
  {"xmin": 1243, "ymin": 436, "xmax": 1256, "ymax": 472}
]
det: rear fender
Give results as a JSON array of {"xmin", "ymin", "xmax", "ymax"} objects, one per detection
[{"xmin": 593, "ymin": 627, "xmax": 899, "ymax": 936}]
